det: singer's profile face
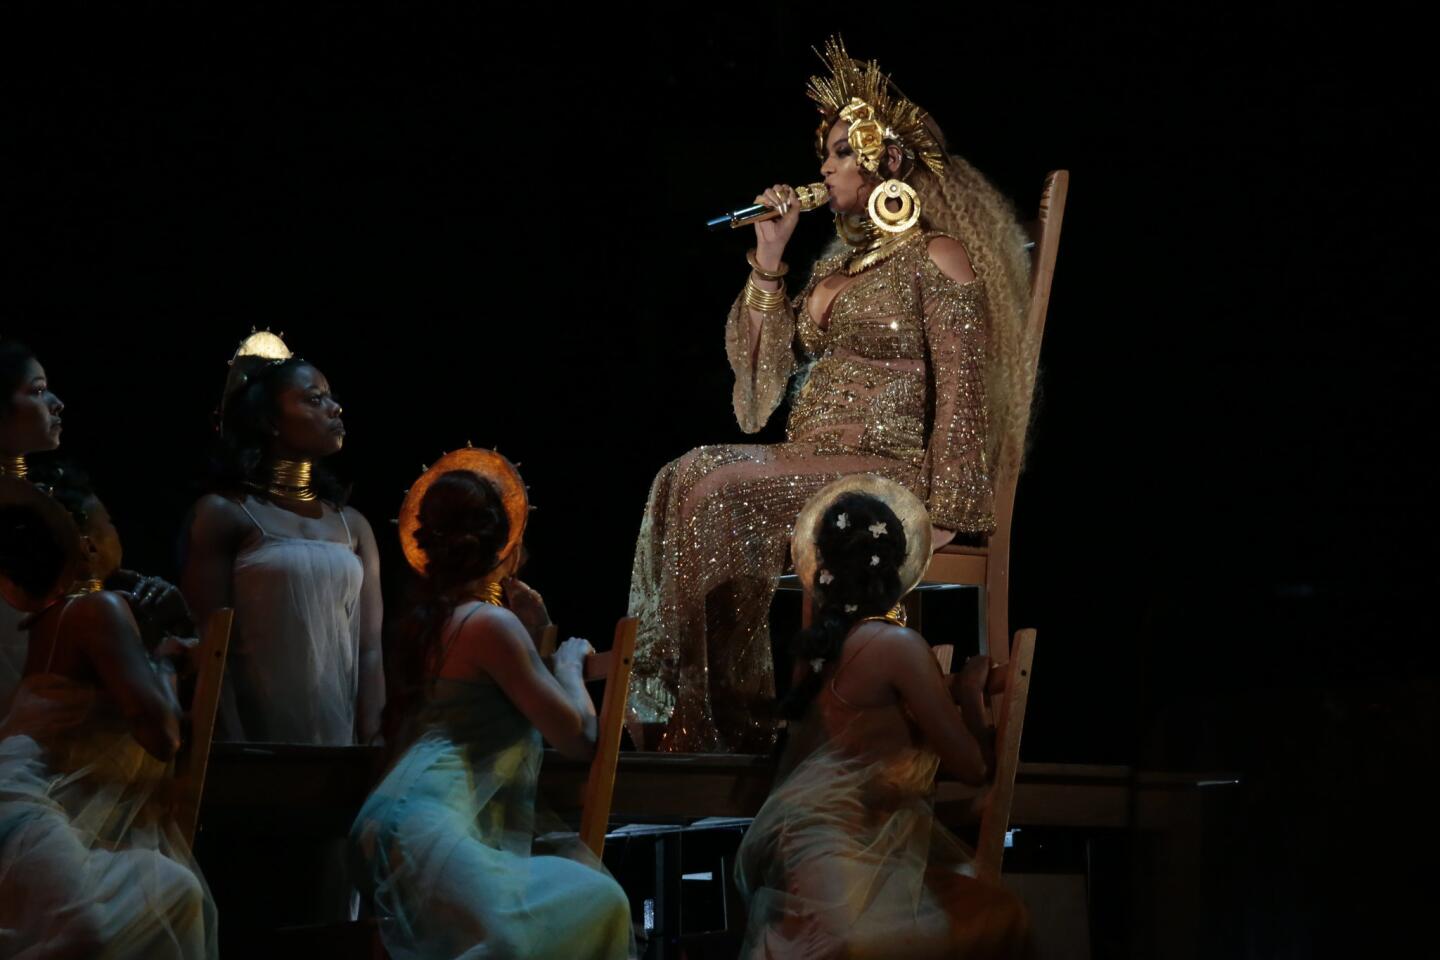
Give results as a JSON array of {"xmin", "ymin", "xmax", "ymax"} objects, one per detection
[{"xmin": 821, "ymin": 122, "xmax": 872, "ymax": 215}]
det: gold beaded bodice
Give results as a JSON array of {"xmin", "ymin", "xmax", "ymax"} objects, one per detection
[{"xmin": 729, "ymin": 230, "xmax": 994, "ymax": 531}]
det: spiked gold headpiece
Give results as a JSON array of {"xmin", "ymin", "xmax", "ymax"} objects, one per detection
[{"xmin": 807, "ymin": 36, "xmax": 945, "ymax": 178}]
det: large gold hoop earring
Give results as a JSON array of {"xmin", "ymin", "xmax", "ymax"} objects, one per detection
[{"xmin": 866, "ymin": 179, "xmax": 921, "ymax": 234}]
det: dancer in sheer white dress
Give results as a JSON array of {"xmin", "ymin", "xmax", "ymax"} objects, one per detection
[
  {"xmin": 0, "ymin": 476, "xmax": 216, "ymax": 959},
  {"xmin": 736, "ymin": 475, "xmax": 1029, "ymax": 959},
  {"xmin": 183, "ymin": 333, "xmax": 384, "ymax": 746}
]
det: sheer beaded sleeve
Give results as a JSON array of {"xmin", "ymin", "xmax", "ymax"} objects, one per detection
[
  {"xmin": 725, "ymin": 290, "xmax": 798, "ymax": 434},
  {"xmin": 918, "ymin": 257, "xmax": 996, "ymax": 533}
]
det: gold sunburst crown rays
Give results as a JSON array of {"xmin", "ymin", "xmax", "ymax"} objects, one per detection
[{"xmin": 806, "ymin": 36, "xmax": 945, "ymax": 178}]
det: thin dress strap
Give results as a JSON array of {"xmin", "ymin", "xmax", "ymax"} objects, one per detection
[
  {"xmin": 42, "ymin": 596, "xmax": 76, "ymax": 674},
  {"xmin": 827, "ymin": 625, "xmax": 884, "ymax": 711},
  {"xmin": 337, "ymin": 507, "xmax": 355, "ymax": 550},
  {"xmin": 434, "ymin": 603, "xmax": 493, "ymax": 677},
  {"xmin": 235, "ymin": 499, "xmax": 269, "ymax": 537}
]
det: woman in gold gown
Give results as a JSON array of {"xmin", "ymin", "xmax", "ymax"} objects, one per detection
[{"xmin": 628, "ymin": 39, "xmax": 1035, "ymax": 751}]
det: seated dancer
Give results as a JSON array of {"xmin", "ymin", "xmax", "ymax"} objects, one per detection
[
  {"xmin": 0, "ymin": 340, "xmax": 194, "ymax": 714},
  {"xmin": 351, "ymin": 448, "xmax": 633, "ymax": 960},
  {"xmin": 182, "ymin": 332, "xmax": 383, "ymax": 745},
  {"xmin": 628, "ymin": 38, "xmax": 1035, "ymax": 751},
  {"xmin": 736, "ymin": 475, "xmax": 1028, "ymax": 959},
  {"xmin": 0, "ymin": 476, "xmax": 216, "ymax": 959}
]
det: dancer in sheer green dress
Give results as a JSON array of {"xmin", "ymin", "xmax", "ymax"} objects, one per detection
[{"xmin": 351, "ymin": 449, "xmax": 632, "ymax": 960}]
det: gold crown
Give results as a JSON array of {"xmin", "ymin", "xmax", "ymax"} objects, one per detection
[
  {"xmin": 219, "ymin": 329, "xmax": 297, "ymax": 423},
  {"xmin": 232, "ymin": 330, "xmax": 292, "ymax": 363},
  {"xmin": 807, "ymin": 36, "xmax": 945, "ymax": 177}
]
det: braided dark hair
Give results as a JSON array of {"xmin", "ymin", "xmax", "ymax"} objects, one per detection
[
  {"xmin": 381, "ymin": 470, "xmax": 511, "ymax": 742},
  {"xmin": 781, "ymin": 491, "xmax": 908, "ymax": 719}
]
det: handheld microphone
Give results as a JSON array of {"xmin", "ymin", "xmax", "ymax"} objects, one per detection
[{"xmin": 705, "ymin": 183, "xmax": 829, "ymax": 231}]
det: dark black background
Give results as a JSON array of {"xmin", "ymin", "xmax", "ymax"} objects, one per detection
[{"xmin": 3, "ymin": 1, "xmax": 1433, "ymax": 945}]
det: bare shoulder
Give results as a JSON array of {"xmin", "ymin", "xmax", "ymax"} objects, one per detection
[
  {"xmin": 848, "ymin": 620, "xmax": 931, "ymax": 664},
  {"xmin": 190, "ymin": 493, "xmax": 251, "ymax": 539},
  {"xmin": 450, "ymin": 604, "xmax": 534, "ymax": 670},
  {"xmin": 854, "ymin": 622, "xmax": 944, "ymax": 681},
  {"xmin": 925, "ymin": 235, "xmax": 977, "ymax": 284},
  {"xmin": 341, "ymin": 505, "xmax": 377, "ymax": 546},
  {"xmin": 67, "ymin": 590, "xmax": 142, "ymax": 639}
]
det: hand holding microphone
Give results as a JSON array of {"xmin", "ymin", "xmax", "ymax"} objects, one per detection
[{"xmin": 705, "ymin": 182, "xmax": 829, "ymax": 232}]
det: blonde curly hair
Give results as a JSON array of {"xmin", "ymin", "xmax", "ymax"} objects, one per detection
[
  {"xmin": 911, "ymin": 154, "xmax": 1036, "ymax": 477},
  {"xmin": 818, "ymin": 151, "xmax": 1037, "ymax": 477}
]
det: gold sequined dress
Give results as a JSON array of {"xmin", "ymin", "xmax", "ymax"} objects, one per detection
[{"xmin": 628, "ymin": 230, "xmax": 995, "ymax": 751}]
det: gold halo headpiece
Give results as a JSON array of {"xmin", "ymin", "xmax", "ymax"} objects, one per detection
[
  {"xmin": 0, "ymin": 477, "xmax": 88, "ymax": 612},
  {"xmin": 807, "ymin": 36, "xmax": 946, "ymax": 178},
  {"xmin": 399, "ymin": 446, "xmax": 529, "ymax": 578},
  {"xmin": 220, "ymin": 330, "xmax": 297, "ymax": 420},
  {"xmin": 791, "ymin": 473, "xmax": 932, "ymax": 600}
]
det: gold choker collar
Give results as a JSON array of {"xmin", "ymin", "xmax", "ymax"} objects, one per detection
[
  {"xmin": 858, "ymin": 602, "xmax": 908, "ymax": 627},
  {"xmin": 263, "ymin": 459, "xmax": 316, "ymax": 502},
  {"xmin": 0, "ymin": 455, "xmax": 28, "ymax": 480},
  {"xmin": 842, "ymin": 226, "xmax": 922, "ymax": 276},
  {"xmin": 474, "ymin": 581, "xmax": 505, "ymax": 607}
]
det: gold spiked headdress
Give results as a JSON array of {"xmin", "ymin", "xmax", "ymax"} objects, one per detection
[
  {"xmin": 216, "ymin": 329, "xmax": 298, "ymax": 431},
  {"xmin": 807, "ymin": 36, "xmax": 946, "ymax": 178},
  {"xmin": 399, "ymin": 445, "xmax": 529, "ymax": 578}
]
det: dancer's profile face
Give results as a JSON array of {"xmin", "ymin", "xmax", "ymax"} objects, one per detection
[
  {"xmin": 77, "ymin": 494, "xmax": 122, "ymax": 581},
  {"xmin": 269, "ymin": 363, "xmax": 345, "ymax": 459},
  {"xmin": 0, "ymin": 359, "xmax": 64, "ymax": 455}
]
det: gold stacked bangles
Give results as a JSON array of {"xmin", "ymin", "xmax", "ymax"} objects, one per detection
[
  {"xmin": 744, "ymin": 275, "xmax": 789, "ymax": 312},
  {"xmin": 746, "ymin": 249, "xmax": 789, "ymax": 281},
  {"xmin": 744, "ymin": 249, "xmax": 789, "ymax": 311}
]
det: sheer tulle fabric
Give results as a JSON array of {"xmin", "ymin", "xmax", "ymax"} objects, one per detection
[
  {"xmin": 220, "ymin": 498, "xmax": 363, "ymax": 744},
  {"xmin": 351, "ymin": 678, "xmax": 632, "ymax": 960},
  {"xmin": 736, "ymin": 713, "xmax": 1027, "ymax": 959},
  {"xmin": 0, "ymin": 674, "xmax": 216, "ymax": 959}
]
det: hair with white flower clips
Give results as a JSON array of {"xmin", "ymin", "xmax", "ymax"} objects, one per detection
[{"xmin": 781, "ymin": 491, "xmax": 908, "ymax": 720}]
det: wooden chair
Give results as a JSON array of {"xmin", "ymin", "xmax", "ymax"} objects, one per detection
[
  {"xmin": 537, "ymin": 623, "xmax": 558, "ymax": 658},
  {"xmin": 577, "ymin": 616, "xmax": 638, "ymax": 857},
  {"xmin": 173, "ymin": 606, "xmax": 233, "ymax": 847},
  {"xmin": 924, "ymin": 172, "xmax": 1068, "ymax": 663},
  {"xmin": 972, "ymin": 628, "xmax": 1037, "ymax": 881},
  {"xmin": 933, "ymin": 628, "xmax": 1038, "ymax": 882},
  {"xmin": 538, "ymin": 616, "xmax": 636, "ymax": 852}
]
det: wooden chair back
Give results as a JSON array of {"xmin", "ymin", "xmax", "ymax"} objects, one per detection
[
  {"xmin": 972, "ymin": 628, "xmax": 1037, "ymax": 882},
  {"xmin": 174, "ymin": 606, "xmax": 234, "ymax": 847},
  {"xmin": 922, "ymin": 170, "xmax": 1069, "ymax": 663},
  {"xmin": 578, "ymin": 616, "xmax": 638, "ymax": 857}
]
